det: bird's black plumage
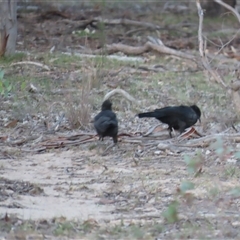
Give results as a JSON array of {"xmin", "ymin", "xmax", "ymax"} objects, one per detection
[
  {"xmin": 138, "ymin": 105, "xmax": 201, "ymax": 137},
  {"xmin": 94, "ymin": 100, "xmax": 118, "ymax": 143}
]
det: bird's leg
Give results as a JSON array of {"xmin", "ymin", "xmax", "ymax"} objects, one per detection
[
  {"xmin": 168, "ymin": 127, "xmax": 173, "ymax": 138},
  {"xmin": 113, "ymin": 135, "xmax": 118, "ymax": 144},
  {"xmin": 172, "ymin": 128, "xmax": 177, "ymax": 137},
  {"xmin": 178, "ymin": 122, "xmax": 187, "ymax": 137}
]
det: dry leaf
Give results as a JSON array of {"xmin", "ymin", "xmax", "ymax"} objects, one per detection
[
  {"xmin": 4, "ymin": 119, "xmax": 18, "ymax": 128},
  {"xmin": 180, "ymin": 127, "xmax": 202, "ymax": 139}
]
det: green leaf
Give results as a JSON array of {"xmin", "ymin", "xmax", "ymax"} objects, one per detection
[
  {"xmin": 184, "ymin": 155, "xmax": 192, "ymax": 165},
  {"xmin": 235, "ymin": 152, "xmax": 240, "ymax": 159},
  {"xmin": 228, "ymin": 187, "xmax": 240, "ymax": 197},
  {"xmin": 184, "ymin": 156, "xmax": 199, "ymax": 174},
  {"xmin": 210, "ymin": 137, "xmax": 223, "ymax": 151},
  {"xmin": 216, "ymin": 147, "xmax": 224, "ymax": 155},
  {"xmin": 7, "ymin": 84, "xmax": 12, "ymax": 92},
  {"xmin": 0, "ymin": 70, "xmax": 4, "ymax": 80},
  {"xmin": 21, "ymin": 81, "xmax": 26, "ymax": 90},
  {"xmin": 180, "ymin": 181, "xmax": 195, "ymax": 193},
  {"xmin": 162, "ymin": 201, "xmax": 179, "ymax": 223}
]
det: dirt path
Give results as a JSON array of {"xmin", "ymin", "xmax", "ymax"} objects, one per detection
[
  {"xmin": 0, "ymin": 146, "xmax": 186, "ymax": 222},
  {"xmin": 1, "ymin": 150, "xmax": 115, "ymax": 221}
]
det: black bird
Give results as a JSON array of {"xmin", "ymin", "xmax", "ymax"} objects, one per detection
[
  {"xmin": 138, "ymin": 105, "xmax": 201, "ymax": 137},
  {"xmin": 94, "ymin": 100, "xmax": 118, "ymax": 144}
]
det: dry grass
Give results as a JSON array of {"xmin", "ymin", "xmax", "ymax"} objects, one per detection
[{"xmin": 65, "ymin": 82, "xmax": 92, "ymax": 129}]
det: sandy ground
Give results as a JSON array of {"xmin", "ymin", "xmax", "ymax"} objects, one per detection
[
  {"xmin": 0, "ymin": 150, "xmax": 116, "ymax": 221},
  {"xmin": 0, "ymin": 142, "xmax": 187, "ymax": 223}
]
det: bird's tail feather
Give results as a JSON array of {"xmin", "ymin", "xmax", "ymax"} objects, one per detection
[
  {"xmin": 109, "ymin": 121, "xmax": 118, "ymax": 127},
  {"xmin": 138, "ymin": 112, "xmax": 158, "ymax": 118}
]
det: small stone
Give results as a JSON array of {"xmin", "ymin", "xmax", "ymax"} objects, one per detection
[
  {"xmin": 205, "ymin": 150, "xmax": 211, "ymax": 155},
  {"xmin": 154, "ymin": 150, "xmax": 162, "ymax": 155},
  {"xmin": 232, "ymin": 221, "xmax": 240, "ymax": 227}
]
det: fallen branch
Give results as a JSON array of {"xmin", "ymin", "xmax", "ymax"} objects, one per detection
[
  {"xmin": 39, "ymin": 131, "xmax": 139, "ymax": 149},
  {"xmin": 9, "ymin": 135, "xmax": 40, "ymax": 146},
  {"xmin": 104, "ymin": 89, "xmax": 137, "ymax": 104},
  {"xmin": 90, "ymin": 42, "xmax": 197, "ymax": 64},
  {"xmin": 62, "ymin": 52, "xmax": 145, "ymax": 62},
  {"xmin": 41, "ymin": 136, "xmax": 97, "ymax": 148},
  {"xmin": 195, "ymin": 0, "xmax": 227, "ymax": 87},
  {"xmin": 10, "ymin": 61, "xmax": 50, "ymax": 71}
]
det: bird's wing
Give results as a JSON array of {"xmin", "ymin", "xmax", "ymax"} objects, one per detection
[
  {"xmin": 154, "ymin": 106, "xmax": 178, "ymax": 117},
  {"xmin": 155, "ymin": 106, "xmax": 195, "ymax": 119},
  {"xmin": 94, "ymin": 110, "xmax": 117, "ymax": 121},
  {"xmin": 94, "ymin": 112, "xmax": 118, "ymax": 132},
  {"xmin": 94, "ymin": 116, "xmax": 112, "ymax": 132}
]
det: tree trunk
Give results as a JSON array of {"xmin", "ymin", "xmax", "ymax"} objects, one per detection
[{"xmin": 0, "ymin": 0, "xmax": 17, "ymax": 56}]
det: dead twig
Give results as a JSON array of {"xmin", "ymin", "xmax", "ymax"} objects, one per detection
[
  {"xmin": 41, "ymin": 136, "xmax": 97, "ymax": 148},
  {"xmin": 47, "ymin": 113, "xmax": 65, "ymax": 133},
  {"xmin": 21, "ymin": 147, "xmax": 47, "ymax": 153},
  {"xmin": 10, "ymin": 61, "xmax": 50, "ymax": 71}
]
